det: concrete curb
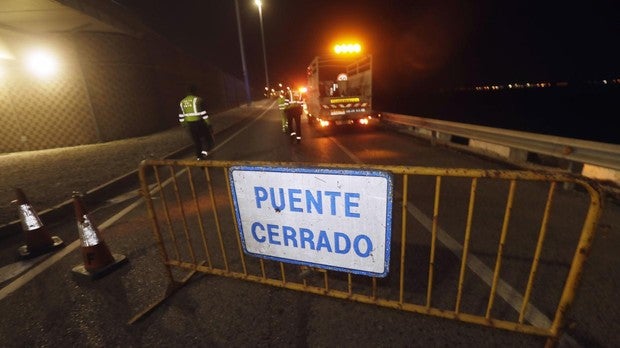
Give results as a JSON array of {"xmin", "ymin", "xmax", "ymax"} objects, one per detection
[
  {"xmin": 0, "ymin": 100, "xmax": 267, "ymax": 238},
  {"xmin": 0, "ymin": 144, "xmax": 193, "ymax": 239}
]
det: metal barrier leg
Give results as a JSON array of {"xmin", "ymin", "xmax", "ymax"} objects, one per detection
[{"xmin": 127, "ymin": 261, "xmax": 206, "ymax": 325}]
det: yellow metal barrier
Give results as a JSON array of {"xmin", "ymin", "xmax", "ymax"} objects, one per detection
[{"xmin": 133, "ymin": 159, "xmax": 603, "ymax": 347}]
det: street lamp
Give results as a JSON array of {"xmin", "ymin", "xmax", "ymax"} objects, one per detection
[
  {"xmin": 254, "ymin": 0, "xmax": 269, "ymax": 92},
  {"xmin": 234, "ymin": 0, "xmax": 252, "ymax": 106},
  {"xmin": 25, "ymin": 49, "xmax": 59, "ymax": 78}
]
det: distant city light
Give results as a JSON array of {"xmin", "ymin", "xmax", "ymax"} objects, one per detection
[{"xmin": 25, "ymin": 49, "xmax": 58, "ymax": 78}]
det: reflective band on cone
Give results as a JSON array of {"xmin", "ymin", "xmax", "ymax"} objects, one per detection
[
  {"xmin": 14, "ymin": 188, "xmax": 64, "ymax": 258},
  {"xmin": 77, "ymin": 214, "xmax": 115, "ymax": 270},
  {"xmin": 18, "ymin": 203, "xmax": 43, "ymax": 231},
  {"xmin": 71, "ymin": 192, "xmax": 127, "ymax": 280}
]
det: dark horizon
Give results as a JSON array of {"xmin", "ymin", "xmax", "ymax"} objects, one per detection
[
  {"xmin": 116, "ymin": 0, "xmax": 620, "ymax": 144},
  {"xmin": 116, "ymin": 1, "xmax": 620, "ymax": 90}
]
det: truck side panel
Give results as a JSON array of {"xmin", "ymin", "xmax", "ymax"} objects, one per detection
[{"xmin": 341, "ymin": 69, "xmax": 372, "ymax": 101}]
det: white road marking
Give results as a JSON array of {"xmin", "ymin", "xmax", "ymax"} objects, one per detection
[
  {"xmin": 1, "ymin": 108, "xmax": 567, "ymax": 341},
  {"xmin": 0, "ymin": 254, "xmax": 47, "ymax": 284},
  {"xmin": 0, "ymin": 107, "xmax": 274, "ymax": 300},
  {"xmin": 0, "ymin": 195, "xmax": 146, "ymax": 301},
  {"xmin": 406, "ymin": 203, "xmax": 552, "ymax": 328},
  {"xmin": 330, "ymin": 136, "xmax": 552, "ymax": 328}
]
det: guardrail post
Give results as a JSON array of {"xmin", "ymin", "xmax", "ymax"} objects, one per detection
[
  {"xmin": 508, "ymin": 148, "xmax": 528, "ymax": 162},
  {"xmin": 563, "ymin": 161, "xmax": 582, "ymax": 190},
  {"xmin": 430, "ymin": 130, "xmax": 437, "ymax": 146}
]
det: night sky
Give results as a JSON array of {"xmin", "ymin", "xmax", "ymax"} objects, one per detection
[
  {"xmin": 117, "ymin": 0, "xmax": 620, "ymax": 90},
  {"xmin": 116, "ymin": 0, "xmax": 620, "ymax": 143}
]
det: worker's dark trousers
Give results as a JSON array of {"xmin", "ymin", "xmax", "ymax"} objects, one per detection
[
  {"xmin": 285, "ymin": 105, "xmax": 303, "ymax": 140},
  {"xmin": 187, "ymin": 121, "xmax": 214, "ymax": 157}
]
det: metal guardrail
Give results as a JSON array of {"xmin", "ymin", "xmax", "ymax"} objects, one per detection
[
  {"xmin": 381, "ymin": 113, "xmax": 620, "ymax": 172},
  {"xmin": 134, "ymin": 159, "xmax": 603, "ymax": 347}
]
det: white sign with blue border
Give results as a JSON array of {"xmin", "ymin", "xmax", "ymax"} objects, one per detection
[{"xmin": 229, "ymin": 166, "xmax": 392, "ymax": 277}]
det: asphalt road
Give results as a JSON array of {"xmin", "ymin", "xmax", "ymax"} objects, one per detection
[{"xmin": 1, "ymin": 100, "xmax": 618, "ymax": 347}]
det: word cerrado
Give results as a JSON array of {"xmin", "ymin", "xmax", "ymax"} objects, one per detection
[
  {"xmin": 251, "ymin": 187, "xmax": 372, "ymax": 257},
  {"xmin": 230, "ymin": 167, "xmax": 392, "ymax": 277}
]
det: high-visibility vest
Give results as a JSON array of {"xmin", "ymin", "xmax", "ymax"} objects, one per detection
[
  {"xmin": 179, "ymin": 94, "xmax": 209, "ymax": 124},
  {"xmin": 277, "ymin": 96, "xmax": 289, "ymax": 110}
]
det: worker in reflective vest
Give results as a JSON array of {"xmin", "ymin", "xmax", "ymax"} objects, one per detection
[
  {"xmin": 277, "ymin": 92, "xmax": 289, "ymax": 133},
  {"xmin": 285, "ymin": 100, "xmax": 303, "ymax": 143},
  {"xmin": 179, "ymin": 85, "xmax": 214, "ymax": 160}
]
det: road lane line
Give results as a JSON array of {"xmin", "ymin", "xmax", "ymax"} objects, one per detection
[
  {"xmin": 0, "ymin": 106, "xmax": 273, "ymax": 300},
  {"xmin": 0, "ymin": 195, "xmax": 146, "ymax": 301},
  {"xmin": 330, "ymin": 136, "xmax": 552, "ymax": 328},
  {"xmin": 0, "ymin": 254, "xmax": 47, "ymax": 284},
  {"xmin": 330, "ymin": 137, "xmax": 364, "ymax": 164},
  {"xmin": 212, "ymin": 102, "xmax": 272, "ymax": 150},
  {"xmin": 406, "ymin": 203, "xmax": 552, "ymax": 328}
]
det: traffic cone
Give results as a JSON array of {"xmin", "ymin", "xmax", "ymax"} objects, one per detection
[
  {"xmin": 13, "ymin": 188, "xmax": 64, "ymax": 258},
  {"xmin": 71, "ymin": 192, "xmax": 127, "ymax": 279}
]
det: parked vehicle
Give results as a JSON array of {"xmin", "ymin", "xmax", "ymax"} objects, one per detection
[{"xmin": 305, "ymin": 53, "xmax": 377, "ymax": 129}]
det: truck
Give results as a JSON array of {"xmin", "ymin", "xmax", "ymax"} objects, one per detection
[{"xmin": 305, "ymin": 53, "xmax": 377, "ymax": 130}]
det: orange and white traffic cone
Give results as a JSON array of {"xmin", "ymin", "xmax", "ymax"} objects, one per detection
[
  {"xmin": 71, "ymin": 192, "xmax": 127, "ymax": 279},
  {"xmin": 13, "ymin": 188, "xmax": 64, "ymax": 258}
]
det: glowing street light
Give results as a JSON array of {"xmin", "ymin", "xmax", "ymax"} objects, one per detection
[
  {"xmin": 25, "ymin": 49, "xmax": 58, "ymax": 78},
  {"xmin": 255, "ymin": 0, "xmax": 269, "ymax": 91},
  {"xmin": 234, "ymin": 0, "xmax": 252, "ymax": 105}
]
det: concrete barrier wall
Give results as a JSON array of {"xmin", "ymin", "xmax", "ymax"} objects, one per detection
[{"xmin": 0, "ymin": 30, "xmax": 249, "ymax": 153}]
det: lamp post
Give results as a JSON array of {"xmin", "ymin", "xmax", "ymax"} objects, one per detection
[
  {"xmin": 255, "ymin": 0, "xmax": 269, "ymax": 92},
  {"xmin": 234, "ymin": 0, "xmax": 252, "ymax": 106}
]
